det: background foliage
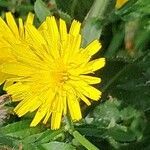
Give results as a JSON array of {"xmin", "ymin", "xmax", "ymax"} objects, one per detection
[{"xmin": 0, "ymin": 0, "xmax": 150, "ymax": 149}]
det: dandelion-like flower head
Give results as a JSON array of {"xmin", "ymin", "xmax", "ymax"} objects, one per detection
[{"xmin": 0, "ymin": 13, "xmax": 105, "ymax": 129}]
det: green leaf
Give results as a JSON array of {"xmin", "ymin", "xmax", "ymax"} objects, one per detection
[
  {"xmin": 0, "ymin": 120, "xmax": 66, "ymax": 149},
  {"xmin": 37, "ymin": 142, "xmax": 75, "ymax": 150},
  {"xmin": 23, "ymin": 141, "xmax": 75, "ymax": 150},
  {"xmin": 106, "ymin": 125, "xmax": 137, "ymax": 142},
  {"xmin": 0, "ymin": 133, "xmax": 18, "ymax": 148},
  {"xmin": 75, "ymin": 126, "xmax": 106, "ymax": 138},
  {"xmin": 77, "ymin": 97, "xmax": 146, "ymax": 147},
  {"xmin": 0, "ymin": 120, "xmax": 31, "ymax": 134},
  {"xmin": 22, "ymin": 132, "xmax": 45, "ymax": 144},
  {"xmin": 101, "ymin": 51, "xmax": 150, "ymax": 111},
  {"xmin": 93, "ymin": 99, "xmax": 121, "ymax": 127},
  {"xmin": 116, "ymin": 0, "xmax": 150, "ymax": 20},
  {"xmin": 33, "ymin": 128, "xmax": 64, "ymax": 144},
  {"xmin": 57, "ymin": 10, "xmax": 72, "ymax": 24},
  {"xmin": 0, "ymin": 120, "xmax": 45, "ymax": 139},
  {"xmin": 81, "ymin": 18, "xmax": 102, "ymax": 47},
  {"xmin": 55, "ymin": 0, "xmax": 94, "ymax": 21},
  {"xmin": 112, "ymin": 55, "xmax": 150, "ymax": 111},
  {"xmin": 81, "ymin": 0, "xmax": 114, "ymax": 46},
  {"xmin": 23, "ymin": 143, "xmax": 38, "ymax": 150},
  {"xmin": 34, "ymin": 0, "xmax": 51, "ymax": 22}
]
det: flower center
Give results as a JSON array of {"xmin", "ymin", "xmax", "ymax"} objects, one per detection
[
  {"xmin": 50, "ymin": 59, "xmax": 70, "ymax": 86},
  {"xmin": 55, "ymin": 71, "xmax": 69, "ymax": 85}
]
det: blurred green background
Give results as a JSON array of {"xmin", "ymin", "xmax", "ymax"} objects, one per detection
[{"xmin": 0, "ymin": 0, "xmax": 150, "ymax": 150}]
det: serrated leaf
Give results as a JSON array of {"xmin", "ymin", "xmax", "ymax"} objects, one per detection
[
  {"xmin": 106, "ymin": 126, "xmax": 137, "ymax": 142},
  {"xmin": 33, "ymin": 128, "xmax": 64, "ymax": 144},
  {"xmin": 0, "ymin": 133, "xmax": 18, "ymax": 148},
  {"xmin": 77, "ymin": 97, "xmax": 146, "ymax": 146},
  {"xmin": 102, "ymin": 51, "xmax": 150, "ymax": 111},
  {"xmin": 112, "ymin": 55, "xmax": 150, "ymax": 111},
  {"xmin": 34, "ymin": 0, "xmax": 51, "ymax": 22},
  {"xmin": 0, "ymin": 120, "xmax": 45, "ymax": 139},
  {"xmin": 55, "ymin": 0, "xmax": 94, "ymax": 21},
  {"xmin": 0, "ymin": 120, "xmax": 31, "ymax": 134},
  {"xmin": 76, "ymin": 125, "xmax": 106, "ymax": 138},
  {"xmin": 22, "ymin": 132, "xmax": 45, "ymax": 144},
  {"xmin": 93, "ymin": 99, "xmax": 121, "ymax": 126},
  {"xmin": 57, "ymin": 10, "xmax": 72, "ymax": 24}
]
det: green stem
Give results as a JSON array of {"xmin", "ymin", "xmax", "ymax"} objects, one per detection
[
  {"xmin": 85, "ymin": 0, "xmax": 110, "ymax": 19},
  {"xmin": 82, "ymin": 0, "xmax": 112, "ymax": 46},
  {"xmin": 73, "ymin": 131, "xmax": 99, "ymax": 150},
  {"xmin": 65, "ymin": 116, "xmax": 99, "ymax": 150}
]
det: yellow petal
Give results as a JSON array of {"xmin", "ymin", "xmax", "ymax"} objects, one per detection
[
  {"xmin": 67, "ymin": 91, "xmax": 82, "ymax": 121},
  {"xmin": 69, "ymin": 80, "xmax": 102, "ymax": 101},
  {"xmin": 69, "ymin": 20, "xmax": 81, "ymax": 36},
  {"xmin": 6, "ymin": 83, "xmax": 29, "ymax": 101},
  {"xmin": 18, "ymin": 18, "xmax": 24, "ymax": 38},
  {"xmin": 79, "ymin": 75, "xmax": 101, "ymax": 84},
  {"xmin": 59, "ymin": 18, "xmax": 67, "ymax": 43},
  {"xmin": 0, "ymin": 17, "xmax": 14, "ymax": 39},
  {"xmin": 45, "ymin": 17, "xmax": 60, "ymax": 57},
  {"xmin": 29, "ymin": 99, "xmax": 42, "ymax": 112},
  {"xmin": 43, "ymin": 111, "xmax": 51, "ymax": 124},
  {"xmin": 25, "ymin": 12, "xmax": 34, "ymax": 25},
  {"xmin": 3, "ymin": 80, "xmax": 14, "ymax": 90},
  {"xmin": 15, "ymin": 97, "xmax": 40, "ymax": 117},
  {"xmin": 46, "ymin": 16, "xmax": 59, "ymax": 41},
  {"xmin": 30, "ymin": 106, "xmax": 47, "ymax": 126},
  {"xmin": 83, "ymin": 58, "xmax": 105, "ymax": 74},
  {"xmin": 0, "ymin": 72, "xmax": 6, "ymax": 85},
  {"xmin": 6, "ymin": 12, "xmax": 19, "ymax": 38},
  {"xmin": 31, "ymin": 89, "xmax": 56, "ymax": 126},
  {"xmin": 1, "ymin": 63, "xmax": 34, "ymax": 76},
  {"xmin": 70, "ymin": 34, "xmax": 81, "ymax": 55},
  {"xmin": 25, "ymin": 24, "xmax": 46, "ymax": 45},
  {"xmin": 78, "ymin": 93, "xmax": 91, "ymax": 106},
  {"xmin": 82, "ymin": 85, "xmax": 101, "ymax": 101},
  {"xmin": 51, "ymin": 112, "xmax": 62, "ymax": 129},
  {"xmin": 84, "ymin": 40, "xmax": 101, "ymax": 57},
  {"xmin": 10, "ymin": 44, "xmax": 46, "ymax": 69}
]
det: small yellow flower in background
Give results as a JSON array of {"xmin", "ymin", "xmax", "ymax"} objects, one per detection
[
  {"xmin": 115, "ymin": 0, "xmax": 128, "ymax": 9},
  {"xmin": 0, "ymin": 15, "xmax": 105, "ymax": 129},
  {"xmin": 0, "ymin": 12, "xmax": 34, "ymax": 86}
]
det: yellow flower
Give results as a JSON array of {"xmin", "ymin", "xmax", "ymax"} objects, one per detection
[
  {"xmin": 115, "ymin": 0, "xmax": 128, "ymax": 9},
  {"xmin": 1, "ymin": 16, "xmax": 105, "ymax": 129},
  {"xmin": 0, "ymin": 12, "xmax": 34, "ymax": 86}
]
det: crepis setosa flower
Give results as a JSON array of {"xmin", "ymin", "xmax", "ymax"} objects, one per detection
[{"xmin": 0, "ymin": 13, "xmax": 105, "ymax": 129}]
